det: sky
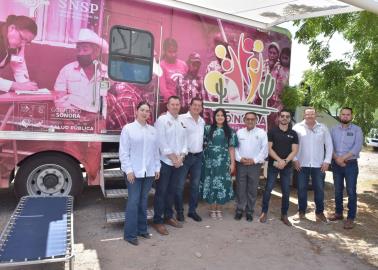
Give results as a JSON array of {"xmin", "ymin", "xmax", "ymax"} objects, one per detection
[{"xmin": 279, "ymin": 22, "xmax": 354, "ymax": 86}]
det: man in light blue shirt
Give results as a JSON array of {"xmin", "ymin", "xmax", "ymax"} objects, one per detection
[{"xmin": 329, "ymin": 107, "xmax": 363, "ymax": 229}]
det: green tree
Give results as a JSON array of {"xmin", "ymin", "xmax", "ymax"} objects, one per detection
[
  {"xmin": 294, "ymin": 11, "xmax": 378, "ymax": 134},
  {"xmin": 280, "ymin": 85, "xmax": 304, "ymax": 113}
]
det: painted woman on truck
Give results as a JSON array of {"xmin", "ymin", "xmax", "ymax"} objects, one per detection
[
  {"xmin": 262, "ymin": 42, "xmax": 280, "ymax": 78},
  {"xmin": 0, "ymin": 15, "xmax": 38, "ymax": 93},
  {"xmin": 119, "ymin": 101, "xmax": 161, "ymax": 246},
  {"xmin": 200, "ymin": 108, "xmax": 238, "ymax": 220},
  {"xmin": 270, "ymin": 47, "xmax": 291, "ymax": 110}
]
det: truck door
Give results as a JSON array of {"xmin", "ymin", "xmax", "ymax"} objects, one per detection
[{"xmin": 101, "ymin": 7, "xmax": 163, "ymax": 134}]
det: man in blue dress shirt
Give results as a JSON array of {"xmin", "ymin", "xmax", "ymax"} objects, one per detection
[{"xmin": 329, "ymin": 107, "xmax": 363, "ymax": 229}]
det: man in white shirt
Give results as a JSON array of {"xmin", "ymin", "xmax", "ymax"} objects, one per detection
[
  {"xmin": 235, "ymin": 112, "xmax": 268, "ymax": 222},
  {"xmin": 54, "ymin": 28, "xmax": 108, "ymax": 115},
  {"xmin": 175, "ymin": 97, "xmax": 205, "ymax": 222},
  {"xmin": 293, "ymin": 107, "xmax": 333, "ymax": 222},
  {"xmin": 152, "ymin": 96, "xmax": 188, "ymax": 235}
]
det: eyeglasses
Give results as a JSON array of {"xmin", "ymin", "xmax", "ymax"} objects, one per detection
[
  {"xmin": 280, "ymin": 115, "xmax": 291, "ymax": 119},
  {"xmin": 245, "ymin": 118, "xmax": 256, "ymax": 121}
]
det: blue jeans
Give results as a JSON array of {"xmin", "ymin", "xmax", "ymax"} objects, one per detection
[
  {"xmin": 332, "ymin": 160, "xmax": 359, "ymax": 219},
  {"xmin": 261, "ymin": 165, "xmax": 292, "ymax": 215},
  {"xmin": 297, "ymin": 167, "xmax": 325, "ymax": 214},
  {"xmin": 175, "ymin": 152, "xmax": 203, "ymax": 214},
  {"xmin": 153, "ymin": 161, "xmax": 183, "ymax": 224},
  {"xmin": 124, "ymin": 176, "xmax": 154, "ymax": 241}
]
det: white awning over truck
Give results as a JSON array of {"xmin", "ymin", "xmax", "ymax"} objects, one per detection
[{"xmin": 147, "ymin": 0, "xmax": 378, "ymax": 28}]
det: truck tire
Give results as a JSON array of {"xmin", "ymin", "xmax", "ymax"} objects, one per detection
[{"xmin": 14, "ymin": 153, "xmax": 83, "ymax": 198}]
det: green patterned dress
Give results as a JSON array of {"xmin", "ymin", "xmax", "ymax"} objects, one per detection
[{"xmin": 200, "ymin": 125, "xmax": 238, "ymax": 204}]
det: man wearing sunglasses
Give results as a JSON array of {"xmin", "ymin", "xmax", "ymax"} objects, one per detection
[{"xmin": 259, "ymin": 109, "xmax": 298, "ymax": 226}]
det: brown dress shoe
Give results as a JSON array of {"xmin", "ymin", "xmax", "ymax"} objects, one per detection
[
  {"xmin": 293, "ymin": 212, "xmax": 306, "ymax": 221},
  {"xmin": 280, "ymin": 215, "xmax": 292, "ymax": 226},
  {"xmin": 165, "ymin": 218, "xmax": 183, "ymax": 228},
  {"xmin": 316, "ymin": 213, "xmax": 328, "ymax": 223},
  {"xmin": 344, "ymin": 219, "xmax": 354, "ymax": 229},
  {"xmin": 328, "ymin": 213, "xmax": 344, "ymax": 221},
  {"xmin": 152, "ymin": 223, "xmax": 169, "ymax": 235},
  {"xmin": 259, "ymin": 213, "xmax": 267, "ymax": 223}
]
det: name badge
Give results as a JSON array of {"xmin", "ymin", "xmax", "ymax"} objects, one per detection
[
  {"xmin": 11, "ymin": 55, "xmax": 24, "ymax": 63},
  {"xmin": 347, "ymin": 132, "xmax": 354, "ymax": 136}
]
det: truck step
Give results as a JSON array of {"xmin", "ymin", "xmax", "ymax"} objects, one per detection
[
  {"xmin": 104, "ymin": 188, "xmax": 155, "ymax": 198},
  {"xmin": 104, "ymin": 159, "xmax": 120, "ymax": 165},
  {"xmin": 106, "ymin": 210, "xmax": 154, "ymax": 224},
  {"xmin": 103, "ymin": 170, "xmax": 124, "ymax": 179},
  {"xmin": 101, "ymin": 152, "xmax": 119, "ymax": 159},
  {"xmin": 105, "ymin": 188, "xmax": 128, "ymax": 198}
]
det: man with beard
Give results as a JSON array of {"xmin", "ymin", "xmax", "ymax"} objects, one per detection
[
  {"xmin": 329, "ymin": 107, "xmax": 363, "ymax": 229},
  {"xmin": 259, "ymin": 109, "xmax": 298, "ymax": 226},
  {"xmin": 54, "ymin": 28, "xmax": 108, "ymax": 115}
]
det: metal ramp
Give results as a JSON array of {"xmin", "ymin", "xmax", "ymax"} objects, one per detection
[
  {"xmin": 100, "ymin": 153, "xmax": 155, "ymax": 224},
  {"xmin": 0, "ymin": 196, "xmax": 74, "ymax": 269}
]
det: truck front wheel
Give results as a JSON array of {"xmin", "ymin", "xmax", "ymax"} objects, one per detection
[{"xmin": 14, "ymin": 153, "xmax": 83, "ymax": 198}]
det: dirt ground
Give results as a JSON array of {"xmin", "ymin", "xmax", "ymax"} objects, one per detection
[{"xmin": 0, "ymin": 148, "xmax": 377, "ymax": 270}]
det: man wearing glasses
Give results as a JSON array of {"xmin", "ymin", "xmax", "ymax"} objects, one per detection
[
  {"xmin": 234, "ymin": 112, "xmax": 268, "ymax": 222},
  {"xmin": 259, "ymin": 109, "xmax": 298, "ymax": 226}
]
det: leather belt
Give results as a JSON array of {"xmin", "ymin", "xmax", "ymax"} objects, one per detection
[{"xmin": 188, "ymin": 152, "xmax": 202, "ymax": 157}]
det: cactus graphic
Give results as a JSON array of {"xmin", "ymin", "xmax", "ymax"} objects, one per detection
[
  {"xmin": 259, "ymin": 74, "xmax": 276, "ymax": 108},
  {"xmin": 215, "ymin": 77, "xmax": 227, "ymax": 104}
]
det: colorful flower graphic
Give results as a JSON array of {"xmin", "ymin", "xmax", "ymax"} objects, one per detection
[{"xmin": 204, "ymin": 33, "xmax": 278, "ymax": 116}]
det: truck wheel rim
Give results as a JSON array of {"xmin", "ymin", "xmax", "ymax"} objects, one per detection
[{"xmin": 26, "ymin": 164, "xmax": 73, "ymax": 196}]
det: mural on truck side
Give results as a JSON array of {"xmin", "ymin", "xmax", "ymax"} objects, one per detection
[
  {"xmin": 0, "ymin": 0, "xmax": 291, "ymax": 135},
  {"xmin": 0, "ymin": 0, "xmax": 291, "ymax": 185}
]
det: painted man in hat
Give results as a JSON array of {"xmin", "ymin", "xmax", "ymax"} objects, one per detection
[
  {"xmin": 176, "ymin": 52, "xmax": 207, "ymax": 113},
  {"xmin": 54, "ymin": 28, "xmax": 108, "ymax": 115}
]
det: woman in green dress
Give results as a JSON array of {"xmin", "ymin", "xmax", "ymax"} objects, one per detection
[{"xmin": 201, "ymin": 108, "xmax": 238, "ymax": 219}]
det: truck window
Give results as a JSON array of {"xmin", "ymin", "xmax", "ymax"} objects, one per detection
[{"xmin": 108, "ymin": 26, "xmax": 154, "ymax": 84}]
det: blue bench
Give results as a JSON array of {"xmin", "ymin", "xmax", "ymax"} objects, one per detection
[{"xmin": 0, "ymin": 196, "xmax": 74, "ymax": 269}]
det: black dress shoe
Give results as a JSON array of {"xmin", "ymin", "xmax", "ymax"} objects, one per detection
[
  {"xmin": 188, "ymin": 212, "xmax": 202, "ymax": 222},
  {"xmin": 126, "ymin": 238, "xmax": 139, "ymax": 246},
  {"xmin": 139, "ymin": 233, "xmax": 152, "ymax": 239},
  {"xmin": 246, "ymin": 213, "xmax": 253, "ymax": 222},
  {"xmin": 177, "ymin": 212, "xmax": 185, "ymax": 222},
  {"xmin": 234, "ymin": 212, "xmax": 243, "ymax": 220}
]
